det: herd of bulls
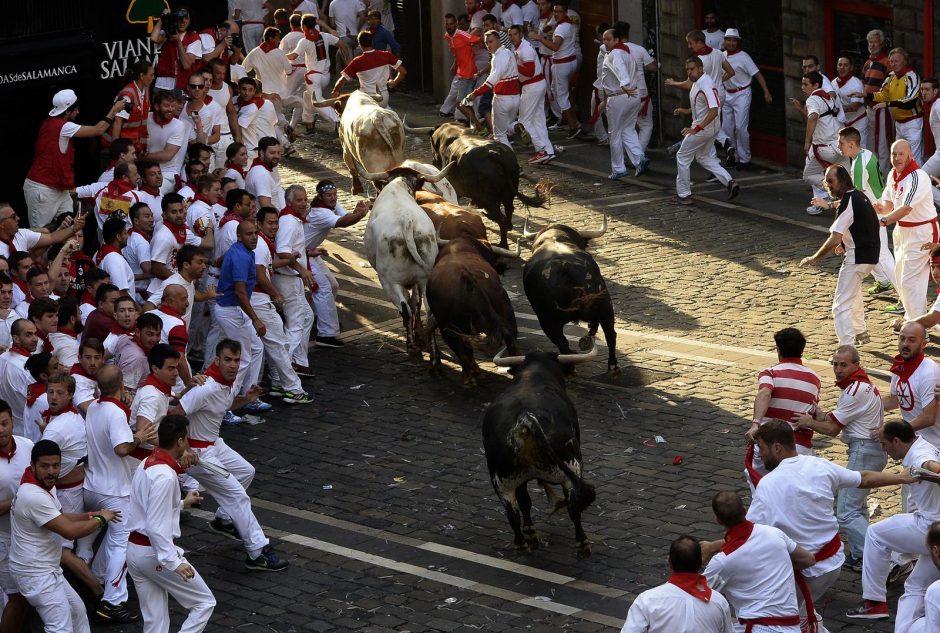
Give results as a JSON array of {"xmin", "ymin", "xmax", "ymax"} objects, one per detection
[{"xmin": 320, "ymin": 90, "xmax": 621, "ymax": 557}]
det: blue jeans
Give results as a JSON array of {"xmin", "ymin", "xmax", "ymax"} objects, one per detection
[{"xmin": 838, "ymin": 438, "xmax": 887, "ymax": 559}]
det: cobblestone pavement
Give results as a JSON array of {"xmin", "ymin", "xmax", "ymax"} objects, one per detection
[{"xmin": 84, "ymin": 92, "xmax": 925, "ymax": 632}]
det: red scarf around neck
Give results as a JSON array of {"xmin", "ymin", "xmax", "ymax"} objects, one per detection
[
  {"xmin": 20, "ymin": 466, "xmax": 53, "ymax": 493},
  {"xmin": 26, "ymin": 382, "xmax": 46, "ymax": 407},
  {"xmin": 0, "ymin": 436, "xmax": 16, "ymax": 462},
  {"xmin": 36, "ymin": 330, "xmax": 54, "ymax": 354},
  {"xmin": 144, "ymin": 447, "xmax": 185, "ymax": 474},
  {"xmin": 667, "ymin": 573, "xmax": 712, "ymax": 602},
  {"xmin": 94, "ymin": 245, "xmax": 122, "ymax": 266},
  {"xmin": 890, "ymin": 352, "xmax": 926, "ymax": 382},
  {"xmin": 110, "ymin": 323, "xmax": 135, "ymax": 336},
  {"xmin": 237, "ymin": 95, "xmax": 266, "ymax": 110},
  {"xmin": 304, "ymin": 28, "xmax": 328, "ymax": 61},
  {"xmin": 226, "ymin": 161, "xmax": 247, "ymax": 178},
  {"xmin": 251, "ymin": 157, "xmax": 274, "ymax": 173},
  {"xmin": 9, "ymin": 345, "xmax": 31, "ymax": 358},
  {"xmin": 105, "ymin": 178, "xmax": 135, "ymax": 198},
  {"xmin": 142, "ymin": 374, "xmax": 172, "ymax": 396},
  {"xmin": 279, "ymin": 206, "xmax": 308, "ymax": 223},
  {"xmin": 130, "ymin": 227, "xmax": 153, "ymax": 242},
  {"xmin": 69, "ymin": 363, "xmax": 95, "ymax": 380},
  {"xmin": 41, "ymin": 404, "xmax": 78, "ymax": 428},
  {"xmin": 721, "ymin": 520, "xmax": 754, "ymax": 555},
  {"xmin": 219, "ymin": 211, "xmax": 244, "ymax": 228},
  {"xmin": 611, "ymin": 42, "xmax": 630, "ymax": 54},
  {"xmin": 99, "ymin": 395, "xmax": 131, "ymax": 420},
  {"xmin": 836, "ymin": 367, "xmax": 872, "ymax": 390},
  {"xmin": 811, "ymin": 89, "xmax": 831, "ymax": 101},
  {"xmin": 140, "ymin": 184, "xmax": 160, "ymax": 196},
  {"xmin": 698, "ymin": 45, "xmax": 714, "ymax": 55},
  {"xmin": 166, "ymin": 221, "xmax": 188, "ymax": 245},
  {"xmin": 892, "ymin": 159, "xmax": 921, "ymax": 191},
  {"xmin": 260, "ymin": 40, "xmax": 278, "ymax": 53},
  {"xmin": 204, "ymin": 362, "xmax": 234, "ymax": 387}
]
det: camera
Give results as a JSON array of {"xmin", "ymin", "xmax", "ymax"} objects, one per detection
[
  {"xmin": 159, "ymin": 9, "xmax": 187, "ymax": 36},
  {"xmin": 116, "ymin": 98, "xmax": 133, "ymax": 114},
  {"xmin": 230, "ymin": 32, "xmax": 244, "ymax": 50}
]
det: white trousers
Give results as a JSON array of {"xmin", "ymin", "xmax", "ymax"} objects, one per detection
[
  {"xmin": 279, "ymin": 95, "xmax": 304, "ymax": 130},
  {"xmin": 909, "ymin": 580, "xmax": 940, "ymax": 633},
  {"xmin": 606, "ymin": 93, "xmax": 644, "ymax": 172},
  {"xmin": 896, "ymin": 118, "xmax": 924, "ymax": 164},
  {"xmin": 832, "ymin": 261, "xmax": 874, "ymax": 344},
  {"xmin": 589, "ymin": 88, "xmax": 608, "ymax": 142},
  {"xmin": 637, "ymin": 96, "xmax": 653, "ymax": 154},
  {"xmin": 272, "ymin": 274, "xmax": 314, "ymax": 368},
  {"xmin": 492, "ymin": 94, "xmax": 520, "ymax": 148},
  {"xmin": 894, "ymin": 222, "xmax": 937, "ymax": 320},
  {"xmin": 251, "ymin": 298, "xmax": 303, "ymax": 392},
  {"xmin": 84, "ymin": 490, "xmax": 130, "ymax": 605},
  {"xmin": 16, "ymin": 571, "xmax": 90, "ymax": 633},
  {"xmin": 863, "ymin": 512, "xmax": 940, "ymax": 631},
  {"xmin": 189, "ymin": 438, "xmax": 268, "ymax": 555},
  {"xmin": 520, "ymin": 81, "xmax": 553, "ymax": 154},
  {"xmin": 872, "ymin": 225, "xmax": 898, "ymax": 287},
  {"xmin": 310, "ymin": 256, "xmax": 340, "ymax": 337},
  {"xmin": 302, "ymin": 72, "xmax": 340, "ymax": 124},
  {"xmin": 868, "ymin": 106, "xmax": 894, "ymax": 174},
  {"xmin": 23, "ymin": 179, "xmax": 72, "ymax": 228},
  {"xmin": 803, "ymin": 144, "xmax": 847, "ymax": 199},
  {"xmin": 676, "ymin": 128, "xmax": 732, "ymax": 197},
  {"xmin": 721, "ymin": 88, "xmax": 753, "ymax": 163},
  {"xmin": 550, "ymin": 59, "xmax": 576, "ymax": 112},
  {"xmin": 127, "ymin": 543, "xmax": 215, "ymax": 633},
  {"xmin": 212, "ymin": 304, "xmax": 264, "ymax": 396}
]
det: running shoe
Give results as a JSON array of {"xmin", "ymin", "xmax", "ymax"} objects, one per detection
[
  {"xmin": 883, "ymin": 302, "xmax": 905, "ymax": 314},
  {"xmin": 95, "ymin": 601, "xmax": 139, "ymax": 623},
  {"xmin": 241, "ymin": 400, "xmax": 273, "ymax": 414},
  {"xmin": 283, "ymin": 390, "xmax": 314, "ymax": 404},
  {"xmin": 245, "ymin": 547, "xmax": 289, "ymax": 572},
  {"xmin": 806, "ymin": 205, "xmax": 824, "ymax": 215},
  {"xmin": 608, "ymin": 171, "xmax": 629, "ymax": 181},
  {"xmin": 267, "ymin": 385, "xmax": 285, "ymax": 399},
  {"xmin": 854, "ymin": 331, "xmax": 871, "ymax": 346},
  {"xmin": 887, "ymin": 560, "xmax": 916, "ymax": 584},
  {"xmin": 210, "ymin": 518, "xmax": 241, "ymax": 541},
  {"xmin": 566, "ymin": 127, "xmax": 584, "ymax": 140},
  {"xmin": 527, "ymin": 150, "xmax": 548, "ymax": 164},
  {"xmin": 635, "ymin": 156, "xmax": 650, "ymax": 177},
  {"xmin": 727, "ymin": 180, "xmax": 740, "ymax": 200},
  {"xmin": 845, "ymin": 600, "xmax": 889, "ymax": 619},
  {"xmin": 866, "ymin": 281, "xmax": 894, "ymax": 297},
  {"xmin": 222, "ymin": 410, "xmax": 244, "ymax": 426}
]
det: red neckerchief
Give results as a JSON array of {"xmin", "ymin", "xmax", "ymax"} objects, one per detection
[
  {"xmin": 291, "ymin": 26, "xmax": 302, "ymax": 33},
  {"xmin": 20, "ymin": 466, "xmax": 53, "ymax": 493},
  {"xmin": 192, "ymin": 193, "xmax": 213, "ymax": 207},
  {"xmin": 99, "ymin": 395, "xmax": 131, "ymax": 420},
  {"xmin": 12, "ymin": 277, "xmax": 28, "ymax": 296},
  {"xmin": 9, "ymin": 345, "xmax": 31, "ymax": 358},
  {"xmin": 251, "ymin": 157, "xmax": 274, "ymax": 172},
  {"xmin": 555, "ymin": 15, "xmax": 571, "ymax": 24},
  {"xmin": 834, "ymin": 75, "xmax": 853, "ymax": 88},
  {"xmin": 70, "ymin": 363, "xmax": 94, "ymax": 380},
  {"xmin": 0, "ymin": 436, "xmax": 16, "ymax": 463},
  {"xmin": 144, "ymin": 447, "xmax": 185, "ymax": 474},
  {"xmin": 105, "ymin": 178, "xmax": 135, "ymax": 198},
  {"xmin": 667, "ymin": 573, "xmax": 712, "ymax": 603},
  {"xmin": 219, "ymin": 211, "xmax": 243, "ymax": 228},
  {"xmin": 130, "ymin": 227, "xmax": 153, "ymax": 242},
  {"xmin": 36, "ymin": 329, "xmax": 54, "ymax": 354},
  {"xmin": 260, "ymin": 40, "xmax": 278, "ymax": 53},
  {"xmin": 160, "ymin": 304, "xmax": 184, "ymax": 320},
  {"xmin": 94, "ymin": 245, "xmax": 121, "ymax": 266},
  {"xmin": 279, "ymin": 206, "xmax": 308, "ymax": 223},
  {"xmin": 303, "ymin": 28, "xmax": 328, "ymax": 61},
  {"xmin": 152, "ymin": 112, "xmax": 175, "ymax": 128},
  {"xmin": 611, "ymin": 42, "xmax": 630, "ymax": 54},
  {"xmin": 226, "ymin": 161, "xmax": 247, "ymax": 178},
  {"xmin": 26, "ymin": 382, "xmax": 46, "ymax": 407},
  {"xmin": 41, "ymin": 404, "xmax": 78, "ymax": 428},
  {"xmin": 836, "ymin": 367, "xmax": 872, "ymax": 390},
  {"xmin": 259, "ymin": 231, "xmax": 276, "ymax": 253},
  {"xmin": 891, "ymin": 352, "xmax": 926, "ymax": 382},
  {"xmin": 698, "ymin": 45, "xmax": 714, "ymax": 55},
  {"xmin": 721, "ymin": 520, "xmax": 754, "ymax": 555},
  {"xmin": 132, "ymin": 333, "xmax": 153, "ymax": 355},
  {"xmin": 811, "ymin": 89, "xmax": 831, "ymax": 101},
  {"xmin": 0, "ymin": 232, "xmax": 16, "ymax": 256},
  {"xmin": 236, "ymin": 95, "xmax": 266, "ymax": 110},
  {"xmin": 166, "ymin": 221, "xmax": 188, "ymax": 245},
  {"xmin": 892, "ymin": 159, "xmax": 921, "ymax": 191},
  {"xmin": 204, "ymin": 362, "xmax": 234, "ymax": 387},
  {"xmin": 110, "ymin": 323, "xmax": 135, "ymax": 336},
  {"xmin": 142, "ymin": 374, "xmax": 172, "ymax": 396},
  {"xmin": 140, "ymin": 184, "xmax": 160, "ymax": 196},
  {"xmin": 58, "ymin": 327, "xmax": 77, "ymax": 337}
]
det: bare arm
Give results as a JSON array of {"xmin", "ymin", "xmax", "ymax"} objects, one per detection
[
  {"xmin": 150, "ymin": 261, "xmax": 172, "ymax": 281},
  {"xmin": 790, "ymin": 545, "xmax": 816, "ymax": 570},
  {"xmin": 791, "ymin": 411, "xmax": 842, "ymax": 437},
  {"xmin": 909, "ymin": 399, "xmax": 939, "ymax": 432},
  {"xmin": 800, "ymin": 231, "xmax": 843, "ymax": 267},
  {"xmin": 145, "ymin": 143, "xmax": 181, "ymax": 163},
  {"xmin": 721, "ymin": 59, "xmax": 734, "ymax": 82},
  {"xmin": 859, "ymin": 469, "xmax": 915, "ymax": 489},
  {"xmin": 745, "ymin": 388, "xmax": 772, "ymax": 443}
]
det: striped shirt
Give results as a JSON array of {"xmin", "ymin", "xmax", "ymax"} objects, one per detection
[
  {"xmin": 862, "ymin": 53, "xmax": 889, "ymax": 94},
  {"xmin": 758, "ymin": 358, "xmax": 821, "ymax": 448}
]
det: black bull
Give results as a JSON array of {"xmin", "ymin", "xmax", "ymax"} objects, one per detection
[
  {"xmin": 482, "ymin": 350, "xmax": 596, "ymax": 558},
  {"xmin": 523, "ymin": 221, "xmax": 618, "ymax": 372},
  {"xmin": 430, "ymin": 122, "xmax": 550, "ymax": 248}
]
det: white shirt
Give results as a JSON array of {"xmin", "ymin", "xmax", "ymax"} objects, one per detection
[
  {"xmin": 723, "ymin": 49, "xmax": 759, "ymax": 90},
  {"xmin": 147, "ymin": 224, "xmax": 201, "ymax": 295},
  {"xmin": 243, "ymin": 46, "xmax": 294, "ymax": 98},
  {"xmin": 179, "ymin": 377, "xmax": 233, "ymax": 444},
  {"xmin": 500, "ymin": 4, "xmax": 523, "ymax": 29},
  {"xmin": 0, "ymin": 352, "xmax": 33, "ymax": 438},
  {"xmin": 890, "ymin": 356, "xmax": 940, "ymax": 447},
  {"xmin": 930, "ymin": 104, "xmax": 940, "ymax": 160},
  {"xmin": 0, "ymin": 229, "xmax": 41, "ymax": 260},
  {"xmin": 0, "ymin": 436, "xmax": 33, "ymax": 543},
  {"xmin": 146, "ymin": 114, "xmax": 186, "ymax": 179},
  {"xmin": 621, "ymin": 582, "xmax": 733, "ymax": 633},
  {"xmin": 690, "ymin": 74, "xmax": 721, "ymax": 135},
  {"xmin": 98, "ymin": 249, "xmax": 136, "ymax": 294},
  {"xmin": 704, "ymin": 523, "xmax": 799, "ymax": 621},
  {"xmin": 329, "ymin": 0, "xmax": 366, "ymax": 37},
  {"xmin": 276, "ymin": 213, "xmax": 308, "ymax": 276},
  {"xmin": 629, "ymin": 43, "xmax": 654, "ymax": 97},
  {"xmin": 125, "ymin": 458, "xmax": 187, "ymax": 571},
  {"xmin": 600, "ymin": 45, "xmax": 637, "ymax": 94},
  {"xmin": 918, "ymin": 579, "xmax": 940, "ymax": 631},
  {"xmin": 22, "ymin": 393, "xmax": 46, "ymax": 445},
  {"xmin": 114, "ymin": 338, "xmax": 149, "ymax": 392},
  {"xmin": 215, "ymin": 219, "xmax": 241, "ymax": 268},
  {"xmin": 124, "ymin": 232, "xmax": 152, "ymax": 301},
  {"xmin": 903, "ymin": 436, "xmax": 940, "ymax": 522},
  {"xmin": 148, "ymin": 273, "xmax": 196, "ymax": 327},
  {"xmin": 551, "ymin": 21, "xmax": 577, "ymax": 60},
  {"xmin": 48, "ymin": 332, "xmax": 79, "ymax": 368},
  {"xmin": 83, "ymin": 398, "xmax": 135, "ymax": 497},
  {"xmin": 699, "ymin": 47, "xmax": 726, "ymax": 94},
  {"xmin": 519, "ymin": 1, "xmax": 538, "ymax": 28},
  {"xmin": 237, "ymin": 99, "xmax": 279, "ymax": 152},
  {"xmin": 0, "ymin": 311, "xmax": 17, "ymax": 350},
  {"xmin": 704, "ymin": 29, "xmax": 725, "ymax": 51},
  {"xmin": 292, "ymin": 31, "xmax": 340, "ymax": 75},
  {"xmin": 72, "ymin": 373, "xmax": 98, "ymax": 409},
  {"xmin": 251, "ymin": 237, "xmax": 275, "ymax": 305},
  {"xmin": 207, "ymin": 83, "xmax": 234, "ymax": 135},
  {"xmin": 246, "ymin": 164, "xmax": 285, "ymax": 209},
  {"xmin": 514, "ymin": 38, "xmax": 543, "ymax": 84},
  {"xmin": 130, "ymin": 382, "xmax": 170, "ymax": 428},
  {"xmin": 880, "ymin": 167, "xmax": 936, "ymax": 224},
  {"xmin": 186, "ymin": 199, "xmax": 216, "ymax": 240},
  {"xmin": 480, "ymin": 47, "xmax": 518, "ymax": 92},
  {"xmin": 341, "ymin": 49, "xmax": 402, "ymax": 97},
  {"xmin": 306, "ymin": 201, "xmax": 348, "ymax": 250},
  {"xmin": 833, "ymin": 75, "xmax": 866, "ymax": 124},
  {"xmin": 747, "ymin": 455, "xmax": 861, "ymax": 577},
  {"xmin": 806, "ymin": 92, "xmax": 840, "ymax": 145},
  {"xmin": 294, "ymin": 0, "xmax": 319, "ymax": 16},
  {"xmin": 41, "ymin": 409, "xmax": 86, "ymax": 478},
  {"xmin": 179, "ymin": 99, "xmax": 223, "ymax": 144},
  {"xmin": 9, "ymin": 482, "xmax": 63, "ymax": 576}
]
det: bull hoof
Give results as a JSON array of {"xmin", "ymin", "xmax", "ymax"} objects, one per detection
[
  {"xmin": 462, "ymin": 376, "xmax": 478, "ymax": 389},
  {"xmin": 576, "ymin": 541, "xmax": 592, "ymax": 559},
  {"xmin": 514, "ymin": 540, "xmax": 531, "ymax": 553},
  {"xmin": 577, "ymin": 335, "xmax": 593, "ymax": 352},
  {"xmin": 523, "ymin": 529, "xmax": 539, "ymax": 550},
  {"xmin": 607, "ymin": 364, "xmax": 621, "ymax": 376}
]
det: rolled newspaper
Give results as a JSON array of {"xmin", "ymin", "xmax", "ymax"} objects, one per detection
[
  {"xmin": 910, "ymin": 466, "xmax": 940, "ymax": 484},
  {"xmin": 199, "ymin": 459, "xmax": 231, "ymax": 478}
]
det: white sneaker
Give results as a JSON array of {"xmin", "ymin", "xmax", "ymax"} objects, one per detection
[{"xmin": 806, "ymin": 205, "xmax": 824, "ymax": 215}]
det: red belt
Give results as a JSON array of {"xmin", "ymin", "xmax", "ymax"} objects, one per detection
[
  {"xmin": 740, "ymin": 615, "xmax": 801, "ymax": 632},
  {"xmin": 898, "ymin": 217, "xmax": 939, "ymax": 228},
  {"xmin": 521, "ymin": 73, "xmax": 545, "ymax": 86},
  {"xmin": 189, "ymin": 438, "xmax": 216, "ymax": 449},
  {"xmin": 815, "ymin": 532, "xmax": 842, "ymax": 562},
  {"xmin": 291, "ymin": 63, "xmax": 306, "ymax": 68},
  {"xmin": 552, "ymin": 55, "xmax": 576, "ymax": 64},
  {"xmin": 812, "ymin": 144, "xmax": 835, "ymax": 169},
  {"xmin": 726, "ymin": 83, "xmax": 751, "ymax": 94},
  {"xmin": 129, "ymin": 531, "xmax": 151, "ymax": 546}
]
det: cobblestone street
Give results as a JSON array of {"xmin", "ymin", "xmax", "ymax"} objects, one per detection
[{"xmin": 89, "ymin": 91, "xmax": 923, "ymax": 632}]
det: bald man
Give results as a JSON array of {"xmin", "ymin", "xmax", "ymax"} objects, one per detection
[
  {"xmin": 875, "ymin": 140, "xmax": 936, "ymax": 321},
  {"xmin": 147, "ymin": 284, "xmax": 195, "ymax": 389},
  {"xmin": 885, "ymin": 322, "xmax": 940, "ymax": 448}
]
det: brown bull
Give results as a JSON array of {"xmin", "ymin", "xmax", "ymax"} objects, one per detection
[{"xmin": 414, "ymin": 191, "xmax": 487, "ymax": 241}]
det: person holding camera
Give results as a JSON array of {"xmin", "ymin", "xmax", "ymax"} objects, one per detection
[
  {"xmin": 104, "ymin": 61, "xmax": 154, "ymax": 156},
  {"xmin": 198, "ymin": 19, "xmax": 245, "ymax": 67},
  {"xmin": 151, "ymin": 7, "xmax": 203, "ymax": 90},
  {"xmin": 180, "ymin": 75, "xmax": 223, "ymax": 150}
]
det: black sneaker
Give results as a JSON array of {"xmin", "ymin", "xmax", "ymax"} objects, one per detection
[
  {"xmin": 210, "ymin": 518, "xmax": 241, "ymax": 541},
  {"xmin": 566, "ymin": 127, "xmax": 584, "ymax": 140},
  {"xmin": 245, "ymin": 546, "xmax": 289, "ymax": 572},
  {"xmin": 727, "ymin": 180, "xmax": 740, "ymax": 200},
  {"xmin": 95, "ymin": 600, "xmax": 139, "ymax": 623},
  {"xmin": 725, "ymin": 146, "xmax": 737, "ymax": 168},
  {"xmin": 315, "ymin": 336, "xmax": 345, "ymax": 348}
]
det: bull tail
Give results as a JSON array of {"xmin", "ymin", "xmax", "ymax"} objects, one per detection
[
  {"xmin": 376, "ymin": 116, "xmax": 400, "ymax": 156},
  {"xmin": 516, "ymin": 412, "xmax": 595, "ymax": 511},
  {"xmin": 456, "ymin": 268, "xmax": 515, "ymax": 353},
  {"xmin": 404, "ymin": 228, "xmax": 435, "ymax": 274},
  {"xmin": 515, "ymin": 179, "xmax": 554, "ymax": 210}
]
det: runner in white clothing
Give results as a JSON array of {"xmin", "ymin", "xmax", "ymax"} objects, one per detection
[
  {"xmin": 243, "ymin": 27, "xmax": 304, "ymax": 139},
  {"xmin": 834, "ymin": 57, "xmax": 868, "ymax": 149},
  {"xmin": 598, "ymin": 29, "xmax": 647, "ymax": 180},
  {"xmin": 528, "ymin": 3, "xmax": 582, "ymax": 139},
  {"xmin": 332, "ymin": 33, "xmax": 406, "ymax": 107},
  {"xmin": 288, "ymin": 15, "xmax": 347, "ymax": 132},
  {"xmin": 910, "ymin": 522, "xmax": 940, "ymax": 633},
  {"xmin": 621, "ymin": 535, "xmax": 733, "ymax": 633},
  {"xmin": 245, "ymin": 137, "xmax": 286, "ymax": 209},
  {"xmin": 885, "ymin": 322, "xmax": 940, "ymax": 447},
  {"xmin": 235, "ymin": 78, "xmax": 280, "ymax": 153},
  {"xmin": 508, "ymin": 26, "xmax": 554, "ymax": 164},
  {"xmin": 465, "ymin": 32, "xmax": 520, "ymax": 148},
  {"xmin": 798, "ymin": 71, "xmax": 847, "ymax": 215},
  {"xmin": 721, "ymin": 30, "xmax": 772, "ymax": 169},
  {"xmin": 668, "ymin": 56, "xmax": 738, "ymax": 205},
  {"xmin": 0, "ymin": 400, "xmax": 33, "ymax": 632}
]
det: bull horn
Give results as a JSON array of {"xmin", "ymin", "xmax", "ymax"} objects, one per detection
[
  {"xmin": 422, "ymin": 161, "xmax": 455, "ymax": 183},
  {"xmin": 493, "ymin": 346, "xmax": 526, "ymax": 367},
  {"xmin": 310, "ymin": 92, "xmax": 352, "ymax": 108},
  {"xmin": 369, "ymin": 93, "xmax": 384, "ymax": 103},
  {"xmin": 557, "ymin": 342, "xmax": 598, "ymax": 365},
  {"xmin": 355, "ymin": 163, "xmax": 389, "ymax": 182},
  {"xmin": 522, "ymin": 215, "xmax": 538, "ymax": 239},
  {"xmin": 402, "ymin": 116, "xmax": 436, "ymax": 134},
  {"xmin": 490, "ymin": 241, "xmax": 521, "ymax": 258},
  {"xmin": 578, "ymin": 214, "xmax": 608, "ymax": 240}
]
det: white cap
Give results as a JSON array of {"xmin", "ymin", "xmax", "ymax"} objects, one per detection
[
  {"xmin": 49, "ymin": 89, "xmax": 78, "ymax": 116},
  {"xmin": 724, "ymin": 28, "xmax": 741, "ymax": 39}
]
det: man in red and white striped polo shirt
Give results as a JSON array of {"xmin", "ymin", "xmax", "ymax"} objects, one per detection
[
  {"xmin": 331, "ymin": 30, "xmax": 406, "ymax": 107},
  {"xmin": 745, "ymin": 328, "xmax": 821, "ymax": 490}
]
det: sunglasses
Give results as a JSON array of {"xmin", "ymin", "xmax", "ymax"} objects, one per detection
[{"xmin": 189, "ymin": 83, "xmax": 205, "ymax": 89}]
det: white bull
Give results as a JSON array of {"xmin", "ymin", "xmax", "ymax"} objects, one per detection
[{"xmin": 361, "ymin": 164, "xmax": 454, "ymax": 356}]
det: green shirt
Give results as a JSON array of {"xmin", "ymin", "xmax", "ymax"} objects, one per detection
[{"xmin": 851, "ymin": 148, "xmax": 885, "ymax": 201}]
